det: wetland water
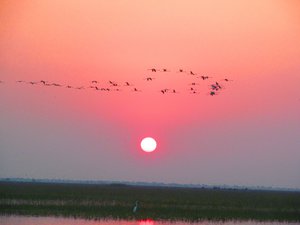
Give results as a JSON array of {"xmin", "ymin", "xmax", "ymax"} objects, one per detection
[{"xmin": 0, "ymin": 216, "xmax": 299, "ymax": 225}]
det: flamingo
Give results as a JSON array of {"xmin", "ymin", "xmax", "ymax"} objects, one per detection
[
  {"xmin": 210, "ymin": 91, "xmax": 216, "ymax": 96},
  {"xmin": 199, "ymin": 75, "xmax": 211, "ymax": 80},
  {"xmin": 177, "ymin": 69, "xmax": 185, "ymax": 73},
  {"xmin": 133, "ymin": 88, "xmax": 141, "ymax": 92},
  {"xmin": 148, "ymin": 68, "xmax": 158, "ymax": 72},
  {"xmin": 189, "ymin": 71, "xmax": 197, "ymax": 76},
  {"xmin": 145, "ymin": 77, "xmax": 155, "ymax": 81}
]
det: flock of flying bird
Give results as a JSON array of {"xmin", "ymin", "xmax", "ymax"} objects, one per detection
[{"xmin": 0, "ymin": 68, "xmax": 233, "ymax": 96}]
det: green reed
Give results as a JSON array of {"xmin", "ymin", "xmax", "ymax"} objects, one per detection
[{"xmin": 0, "ymin": 182, "xmax": 299, "ymax": 221}]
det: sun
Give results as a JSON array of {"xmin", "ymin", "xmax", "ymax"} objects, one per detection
[{"xmin": 140, "ymin": 137, "xmax": 157, "ymax": 152}]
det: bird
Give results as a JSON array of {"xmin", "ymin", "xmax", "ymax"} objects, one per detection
[
  {"xmin": 148, "ymin": 68, "xmax": 158, "ymax": 72},
  {"xmin": 133, "ymin": 201, "xmax": 139, "ymax": 213},
  {"xmin": 209, "ymin": 91, "xmax": 216, "ymax": 96},
  {"xmin": 91, "ymin": 80, "xmax": 98, "ymax": 84},
  {"xmin": 189, "ymin": 71, "xmax": 197, "ymax": 76},
  {"xmin": 215, "ymin": 82, "xmax": 222, "ymax": 89},
  {"xmin": 210, "ymin": 84, "xmax": 219, "ymax": 91},
  {"xmin": 160, "ymin": 89, "xmax": 167, "ymax": 94},
  {"xmin": 177, "ymin": 69, "xmax": 185, "ymax": 73},
  {"xmin": 40, "ymin": 80, "xmax": 47, "ymax": 85},
  {"xmin": 133, "ymin": 88, "xmax": 141, "ymax": 92},
  {"xmin": 199, "ymin": 75, "xmax": 211, "ymax": 80},
  {"xmin": 145, "ymin": 77, "xmax": 155, "ymax": 81},
  {"xmin": 109, "ymin": 81, "xmax": 118, "ymax": 86},
  {"xmin": 124, "ymin": 82, "xmax": 132, "ymax": 86},
  {"xmin": 51, "ymin": 83, "xmax": 62, "ymax": 87},
  {"xmin": 189, "ymin": 82, "xmax": 199, "ymax": 86},
  {"xmin": 223, "ymin": 78, "xmax": 233, "ymax": 82},
  {"xmin": 161, "ymin": 68, "xmax": 170, "ymax": 72}
]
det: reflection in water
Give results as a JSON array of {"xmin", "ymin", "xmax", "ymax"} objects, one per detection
[
  {"xmin": 139, "ymin": 219, "xmax": 154, "ymax": 225},
  {"xmin": 0, "ymin": 216, "xmax": 299, "ymax": 225}
]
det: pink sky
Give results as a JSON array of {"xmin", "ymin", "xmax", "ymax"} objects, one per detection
[{"xmin": 0, "ymin": 0, "xmax": 300, "ymax": 188}]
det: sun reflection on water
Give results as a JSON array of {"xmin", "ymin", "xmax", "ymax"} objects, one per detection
[{"xmin": 138, "ymin": 219, "xmax": 154, "ymax": 225}]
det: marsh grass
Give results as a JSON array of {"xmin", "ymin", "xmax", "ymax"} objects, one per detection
[{"xmin": 0, "ymin": 182, "xmax": 299, "ymax": 221}]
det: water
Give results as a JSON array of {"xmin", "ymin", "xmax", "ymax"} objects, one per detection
[{"xmin": 0, "ymin": 216, "xmax": 298, "ymax": 225}]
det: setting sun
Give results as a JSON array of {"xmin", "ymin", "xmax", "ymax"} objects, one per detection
[{"xmin": 141, "ymin": 137, "xmax": 157, "ymax": 152}]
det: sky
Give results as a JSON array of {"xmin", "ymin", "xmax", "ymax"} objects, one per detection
[{"xmin": 1, "ymin": 0, "xmax": 300, "ymax": 189}]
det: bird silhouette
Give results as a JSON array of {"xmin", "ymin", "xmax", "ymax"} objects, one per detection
[
  {"xmin": 124, "ymin": 82, "xmax": 132, "ymax": 86},
  {"xmin": 51, "ymin": 83, "xmax": 62, "ymax": 87},
  {"xmin": 133, "ymin": 88, "xmax": 141, "ymax": 92},
  {"xmin": 199, "ymin": 75, "xmax": 211, "ymax": 80},
  {"xmin": 215, "ymin": 82, "xmax": 222, "ymax": 89},
  {"xmin": 108, "ymin": 80, "xmax": 117, "ymax": 86},
  {"xmin": 210, "ymin": 84, "xmax": 220, "ymax": 91},
  {"xmin": 160, "ymin": 88, "xmax": 169, "ymax": 94},
  {"xmin": 189, "ymin": 71, "xmax": 197, "ymax": 76},
  {"xmin": 148, "ymin": 68, "xmax": 158, "ymax": 72},
  {"xmin": 177, "ymin": 69, "xmax": 186, "ymax": 73},
  {"xmin": 145, "ymin": 77, "xmax": 155, "ymax": 81},
  {"xmin": 209, "ymin": 91, "xmax": 217, "ymax": 96}
]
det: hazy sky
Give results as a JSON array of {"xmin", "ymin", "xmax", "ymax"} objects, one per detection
[{"xmin": 1, "ymin": 0, "xmax": 300, "ymax": 188}]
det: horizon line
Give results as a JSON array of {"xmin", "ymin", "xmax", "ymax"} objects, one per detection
[{"xmin": 1, "ymin": 177, "xmax": 299, "ymax": 192}]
